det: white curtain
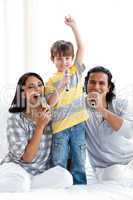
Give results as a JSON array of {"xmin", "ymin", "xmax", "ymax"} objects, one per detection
[
  {"xmin": 0, "ymin": 0, "xmax": 6, "ymax": 85},
  {"xmin": 0, "ymin": 0, "xmax": 25, "ymax": 108},
  {"xmin": 29, "ymin": 0, "xmax": 133, "ymax": 91},
  {"xmin": 0, "ymin": 0, "xmax": 133, "ymax": 161},
  {"xmin": 0, "ymin": 0, "xmax": 133, "ymax": 106}
]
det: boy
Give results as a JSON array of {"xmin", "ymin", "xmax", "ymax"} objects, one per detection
[{"xmin": 46, "ymin": 16, "xmax": 88, "ymax": 184}]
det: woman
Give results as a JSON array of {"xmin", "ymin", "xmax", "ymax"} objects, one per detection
[{"xmin": 0, "ymin": 72, "xmax": 73, "ymax": 192}]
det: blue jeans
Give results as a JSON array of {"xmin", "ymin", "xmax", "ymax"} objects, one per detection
[{"xmin": 51, "ymin": 122, "xmax": 87, "ymax": 184}]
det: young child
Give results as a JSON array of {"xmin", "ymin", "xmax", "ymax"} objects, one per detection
[{"xmin": 46, "ymin": 16, "xmax": 88, "ymax": 184}]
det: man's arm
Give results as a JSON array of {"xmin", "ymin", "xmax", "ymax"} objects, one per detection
[
  {"xmin": 88, "ymin": 92, "xmax": 123, "ymax": 131},
  {"xmin": 65, "ymin": 15, "xmax": 85, "ymax": 64},
  {"xmin": 100, "ymin": 108, "xmax": 123, "ymax": 131}
]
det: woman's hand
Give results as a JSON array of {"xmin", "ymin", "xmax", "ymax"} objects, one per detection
[{"xmin": 35, "ymin": 106, "xmax": 52, "ymax": 129}]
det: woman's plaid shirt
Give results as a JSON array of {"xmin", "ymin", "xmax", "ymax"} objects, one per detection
[{"xmin": 1, "ymin": 113, "xmax": 52, "ymax": 175}]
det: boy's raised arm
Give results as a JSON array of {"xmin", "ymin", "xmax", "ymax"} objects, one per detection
[{"xmin": 64, "ymin": 15, "xmax": 85, "ymax": 64}]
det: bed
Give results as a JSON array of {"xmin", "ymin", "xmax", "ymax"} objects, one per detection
[
  {"xmin": 1, "ymin": 179, "xmax": 133, "ymax": 200},
  {"xmin": 0, "ymin": 105, "xmax": 133, "ymax": 200}
]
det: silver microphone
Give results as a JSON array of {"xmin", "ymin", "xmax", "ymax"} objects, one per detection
[
  {"xmin": 87, "ymin": 92, "xmax": 98, "ymax": 109},
  {"xmin": 38, "ymin": 96, "xmax": 47, "ymax": 108},
  {"xmin": 89, "ymin": 100, "xmax": 96, "ymax": 108},
  {"xmin": 64, "ymin": 69, "xmax": 70, "ymax": 92}
]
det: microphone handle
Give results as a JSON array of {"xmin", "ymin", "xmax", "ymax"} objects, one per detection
[
  {"xmin": 64, "ymin": 69, "xmax": 70, "ymax": 92},
  {"xmin": 90, "ymin": 101, "xmax": 96, "ymax": 108},
  {"xmin": 65, "ymin": 83, "xmax": 70, "ymax": 91},
  {"xmin": 40, "ymin": 96, "xmax": 47, "ymax": 108}
]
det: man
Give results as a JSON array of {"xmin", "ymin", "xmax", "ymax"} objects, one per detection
[{"xmin": 85, "ymin": 66, "xmax": 133, "ymax": 181}]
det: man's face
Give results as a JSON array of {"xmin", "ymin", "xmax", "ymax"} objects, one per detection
[
  {"xmin": 53, "ymin": 55, "xmax": 73, "ymax": 72},
  {"xmin": 87, "ymin": 72, "xmax": 110, "ymax": 97}
]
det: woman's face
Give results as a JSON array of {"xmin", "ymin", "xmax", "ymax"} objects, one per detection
[{"xmin": 24, "ymin": 76, "xmax": 44, "ymax": 107}]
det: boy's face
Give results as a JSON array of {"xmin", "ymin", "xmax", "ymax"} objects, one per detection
[{"xmin": 53, "ymin": 55, "xmax": 73, "ymax": 72}]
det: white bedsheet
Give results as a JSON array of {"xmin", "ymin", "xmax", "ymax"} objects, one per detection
[
  {"xmin": 1, "ymin": 181, "xmax": 133, "ymax": 200},
  {"xmin": 0, "ymin": 106, "xmax": 133, "ymax": 200}
]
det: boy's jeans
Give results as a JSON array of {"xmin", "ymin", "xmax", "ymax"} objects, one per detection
[{"xmin": 51, "ymin": 122, "xmax": 87, "ymax": 185}]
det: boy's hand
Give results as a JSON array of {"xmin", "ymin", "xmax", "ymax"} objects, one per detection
[
  {"xmin": 64, "ymin": 15, "xmax": 85, "ymax": 64},
  {"xmin": 64, "ymin": 15, "xmax": 76, "ymax": 28},
  {"xmin": 56, "ymin": 73, "xmax": 69, "ymax": 92}
]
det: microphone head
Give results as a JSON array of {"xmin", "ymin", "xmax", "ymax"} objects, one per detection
[
  {"xmin": 41, "ymin": 96, "xmax": 47, "ymax": 108},
  {"xmin": 87, "ymin": 97, "xmax": 96, "ymax": 108},
  {"xmin": 89, "ymin": 101, "xmax": 96, "ymax": 108},
  {"xmin": 87, "ymin": 92, "xmax": 99, "ymax": 109},
  {"xmin": 39, "ymin": 96, "xmax": 47, "ymax": 108}
]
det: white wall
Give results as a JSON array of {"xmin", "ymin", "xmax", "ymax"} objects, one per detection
[
  {"xmin": 1, "ymin": 0, "xmax": 133, "ymax": 101},
  {"xmin": 0, "ymin": 0, "xmax": 133, "ymax": 136},
  {"xmin": 28, "ymin": 0, "xmax": 133, "ymax": 101}
]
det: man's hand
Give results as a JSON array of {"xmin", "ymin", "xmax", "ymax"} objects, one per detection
[{"xmin": 87, "ymin": 92, "xmax": 105, "ymax": 112}]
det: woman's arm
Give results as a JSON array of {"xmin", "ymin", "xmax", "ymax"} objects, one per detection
[{"xmin": 21, "ymin": 108, "xmax": 51, "ymax": 162}]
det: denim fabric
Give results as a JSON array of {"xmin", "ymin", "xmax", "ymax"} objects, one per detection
[{"xmin": 52, "ymin": 122, "xmax": 87, "ymax": 184}]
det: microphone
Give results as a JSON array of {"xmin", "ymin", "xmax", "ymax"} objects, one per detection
[
  {"xmin": 89, "ymin": 100, "xmax": 96, "ymax": 108},
  {"xmin": 38, "ymin": 95, "xmax": 47, "ymax": 108},
  {"xmin": 87, "ymin": 92, "xmax": 98, "ymax": 109},
  {"xmin": 64, "ymin": 69, "xmax": 70, "ymax": 92}
]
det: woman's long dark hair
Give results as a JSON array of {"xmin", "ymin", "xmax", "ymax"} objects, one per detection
[
  {"xmin": 84, "ymin": 66, "xmax": 116, "ymax": 103},
  {"xmin": 9, "ymin": 72, "xmax": 44, "ymax": 113}
]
